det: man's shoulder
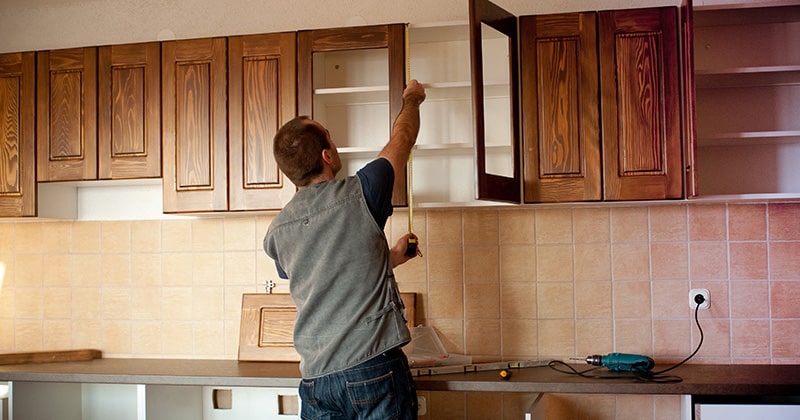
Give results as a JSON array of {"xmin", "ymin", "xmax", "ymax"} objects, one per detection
[{"xmin": 357, "ymin": 158, "xmax": 393, "ymax": 183}]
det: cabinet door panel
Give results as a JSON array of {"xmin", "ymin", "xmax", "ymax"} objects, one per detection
[
  {"xmin": 162, "ymin": 38, "xmax": 227, "ymax": 213},
  {"xmin": 521, "ymin": 12, "xmax": 601, "ymax": 203},
  {"xmin": 0, "ymin": 52, "xmax": 36, "ymax": 217},
  {"xmin": 681, "ymin": 0, "xmax": 698, "ymax": 198},
  {"xmin": 470, "ymin": 0, "xmax": 521, "ymax": 203},
  {"xmin": 228, "ymin": 32, "xmax": 297, "ymax": 211},
  {"xmin": 98, "ymin": 42, "xmax": 161, "ymax": 179},
  {"xmin": 599, "ymin": 8, "xmax": 683, "ymax": 200},
  {"xmin": 37, "ymin": 47, "xmax": 97, "ymax": 182}
]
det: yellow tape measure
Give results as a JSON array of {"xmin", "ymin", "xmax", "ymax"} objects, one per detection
[
  {"xmin": 406, "ymin": 24, "xmax": 413, "ymax": 234},
  {"xmin": 404, "ymin": 24, "xmax": 421, "ymax": 258}
]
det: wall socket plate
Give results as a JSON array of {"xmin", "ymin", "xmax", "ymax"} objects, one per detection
[
  {"xmin": 689, "ymin": 288, "xmax": 710, "ymax": 309},
  {"xmin": 418, "ymin": 395, "xmax": 427, "ymax": 416}
]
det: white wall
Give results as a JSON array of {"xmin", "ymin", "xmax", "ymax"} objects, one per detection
[
  {"xmin": 0, "ymin": 0, "xmax": 695, "ymax": 53},
  {"xmin": 3, "ymin": 0, "xmax": 792, "ymax": 54}
]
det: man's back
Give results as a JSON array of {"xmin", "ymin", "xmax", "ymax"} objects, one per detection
[{"xmin": 264, "ymin": 174, "xmax": 410, "ymax": 378}]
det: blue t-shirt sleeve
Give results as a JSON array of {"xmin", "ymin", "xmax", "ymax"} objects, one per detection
[{"xmin": 356, "ymin": 157, "xmax": 395, "ymax": 229}]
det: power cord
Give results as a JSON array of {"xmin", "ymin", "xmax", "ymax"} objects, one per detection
[{"xmin": 549, "ymin": 294, "xmax": 706, "ymax": 383}]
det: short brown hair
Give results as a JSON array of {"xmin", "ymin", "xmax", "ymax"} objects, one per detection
[{"xmin": 273, "ymin": 116, "xmax": 329, "ymax": 187}]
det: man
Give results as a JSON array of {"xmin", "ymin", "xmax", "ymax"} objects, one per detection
[{"xmin": 264, "ymin": 79, "xmax": 426, "ymax": 419}]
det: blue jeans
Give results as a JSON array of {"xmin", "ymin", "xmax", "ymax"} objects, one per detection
[{"xmin": 298, "ymin": 348, "xmax": 418, "ymax": 420}]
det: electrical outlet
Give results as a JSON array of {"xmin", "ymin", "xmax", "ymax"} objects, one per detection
[
  {"xmin": 418, "ymin": 395, "xmax": 427, "ymax": 416},
  {"xmin": 689, "ymin": 288, "xmax": 710, "ymax": 309}
]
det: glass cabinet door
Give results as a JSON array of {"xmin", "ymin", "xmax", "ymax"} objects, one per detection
[{"xmin": 469, "ymin": 0, "xmax": 521, "ymax": 203}]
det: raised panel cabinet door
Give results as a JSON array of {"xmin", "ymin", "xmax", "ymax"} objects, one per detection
[
  {"xmin": 36, "ymin": 47, "xmax": 98, "ymax": 182},
  {"xmin": 0, "ymin": 52, "xmax": 36, "ymax": 217},
  {"xmin": 98, "ymin": 42, "xmax": 161, "ymax": 180},
  {"xmin": 520, "ymin": 12, "xmax": 602, "ymax": 203},
  {"xmin": 599, "ymin": 7, "xmax": 683, "ymax": 200},
  {"xmin": 228, "ymin": 32, "xmax": 297, "ymax": 211},
  {"xmin": 297, "ymin": 24, "xmax": 407, "ymax": 207},
  {"xmin": 162, "ymin": 37, "xmax": 228, "ymax": 213}
]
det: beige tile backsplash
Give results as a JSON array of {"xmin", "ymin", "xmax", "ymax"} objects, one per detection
[{"xmin": 2, "ymin": 202, "xmax": 799, "ymax": 419}]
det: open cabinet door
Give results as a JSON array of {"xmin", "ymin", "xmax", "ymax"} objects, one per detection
[
  {"xmin": 681, "ymin": 0, "xmax": 698, "ymax": 198},
  {"xmin": 469, "ymin": 0, "xmax": 521, "ymax": 203}
]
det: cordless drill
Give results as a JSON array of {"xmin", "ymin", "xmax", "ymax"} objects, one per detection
[{"xmin": 580, "ymin": 353, "xmax": 655, "ymax": 372}]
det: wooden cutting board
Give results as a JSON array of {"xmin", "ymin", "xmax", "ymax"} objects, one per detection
[
  {"xmin": 0, "ymin": 349, "xmax": 102, "ymax": 365},
  {"xmin": 238, "ymin": 293, "xmax": 416, "ymax": 362}
]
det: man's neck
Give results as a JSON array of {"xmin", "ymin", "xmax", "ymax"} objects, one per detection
[{"xmin": 300, "ymin": 172, "xmax": 335, "ymax": 189}]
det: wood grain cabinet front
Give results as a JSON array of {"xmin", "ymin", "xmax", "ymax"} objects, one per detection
[
  {"xmin": 520, "ymin": 12, "xmax": 601, "ymax": 203},
  {"xmin": 98, "ymin": 42, "xmax": 162, "ymax": 180},
  {"xmin": 37, "ymin": 47, "xmax": 98, "ymax": 182},
  {"xmin": 0, "ymin": 52, "xmax": 36, "ymax": 217},
  {"xmin": 598, "ymin": 8, "xmax": 683, "ymax": 201},
  {"xmin": 37, "ymin": 43, "xmax": 162, "ymax": 184},
  {"xmin": 228, "ymin": 32, "xmax": 297, "ymax": 211},
  {"xmin": 239, "ymin": 293, "xmax": 416, "ymax": 362},
  {"xmin": 161, "ymin": 37, "xmax": 228, "ymax": 213},
  {"xmin": 163, "ymin": 34, "xmax": 296, "ymax": 213},
  {"xmin": 472, "ymin": 0, "xmax": 686, "ymax": 204},
  {"xmin": 519, "ymin": 7, "xmax": 683, "ymax": 203}
]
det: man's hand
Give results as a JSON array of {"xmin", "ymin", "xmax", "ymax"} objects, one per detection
[
  {"xmin": 403, "ymin": 79, "xmax": 426, "ymax": 107},
  {"xmin": 390, "ymin": 233, "xmax": 421, "ymax": 268}
]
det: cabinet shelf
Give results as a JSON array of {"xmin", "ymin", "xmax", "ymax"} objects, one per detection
[
  {"xmin": 313, "ymin": 85, "xmax": 389, "ymax": 106},
  {"xmin": 696, "ymin": 64, "xmax": 800, "ymax": 75},
  {"xmin": 698, "ymin": 130, "xmax": 800, "ymax": 146},
  {"xmin": 696, "ymin": 67, "xmax": 800, "ymax": 88},
  {"xmin": 314, "ymin": 81, "xmax": 508, "ymax": 101},
  {"xmin": 314, "ymin": 85, "xmax": 388, "ymax": 95},
  {"xmin": 338, "ymin": 142, "xmax": 511, "ymax": 157}
]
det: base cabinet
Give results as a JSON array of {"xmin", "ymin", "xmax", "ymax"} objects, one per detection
[
  {"xmin": 9, "ymin": 382, "xmax": 300, "ymax": 420},
  {"xmin": 11, "ymin": 382, "xmax": 140, "ymax": 420}
]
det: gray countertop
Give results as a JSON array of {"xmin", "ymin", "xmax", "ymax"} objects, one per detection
[
  {"xmin": 0, "ymin": 359, "xmax": 302, "ymax": 388},
  {"xmin": 2, "ymin": 359, "xmax": 799, "ymax": 397}
]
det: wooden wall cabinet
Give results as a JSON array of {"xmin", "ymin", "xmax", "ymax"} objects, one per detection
[
  {"xmin": 296, "ymin": 22, "xmax": 509, "ymax": 207},
  {"xmin": 163, "ymin": 34, "xmax": 296, "ymax": 213},
  {"xmin": 228, "ymin": 32, "xmax": 297, "ymax": 211},
  {"xmin": 37, "ymin": 43, "xmax": 162, "ymax": 185},
  {"xmin": 599, "ymin": 7, "xmax": 683, "ymax": 201},
  {"xmin": 37, "ymin": 47, "xmax": 98, "ymax": 182},
  {"xmin": 693, "ymin": 5, "xmax": 800, "ymax": 198},
  {"xmin": 162, "ymin": 37, "xmax": 229, "ymax": 213},
  {"xmin": 297, "ymin": 24, "xmax": 407, "ymax": 206},
  {"xmin": 474, "ymin": 0, "xmax": 685, "ymax": 203},
  {"xmin": 98, "ymin": 42, "xmax": 162, "ymax": 180},
  {"xmin": 0, "ymin": 52, "xmax": 36, "ymax": 217},
  {"xmin": 520, "ymin": 12, "xmax": 601, "ymax": 203}
]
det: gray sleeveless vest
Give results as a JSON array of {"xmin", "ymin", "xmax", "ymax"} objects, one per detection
[{"xmin": 263, "ymin": 175, "xmax": 410, "ymax": 378}]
